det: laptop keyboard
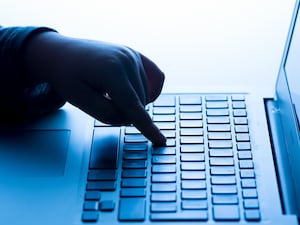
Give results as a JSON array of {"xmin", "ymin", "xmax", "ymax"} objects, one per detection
[{"xmin": 82, "ymin": 94, "xmax": 261, "ymax": 223}]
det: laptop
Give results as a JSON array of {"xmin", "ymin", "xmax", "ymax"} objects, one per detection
[{"xmin": 1, "ymin": 1, "xmax": 300, "ymax": 225}]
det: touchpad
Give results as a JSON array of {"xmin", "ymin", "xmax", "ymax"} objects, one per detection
[{"xmin": 0, "ymin": 130, "xmax": 70, "ymax": 177}]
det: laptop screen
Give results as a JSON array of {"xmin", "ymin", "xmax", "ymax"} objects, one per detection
[{"xmin": 285, "ymin": 7, "xmax": 300, "ymax": 132}]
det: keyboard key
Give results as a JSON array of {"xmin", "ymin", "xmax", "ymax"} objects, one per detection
[
  {"xmin": 87, "ymin": 170, "xmax": 116, "ymax": 181},
  {"xmin": 208, "ymin": 132, "xmax": 232, "ymax": 140},
  {"xmin": 211, "ymin": 176, "xmax": 236, "ymax": 185},
  {"xmin": 85, "ymin": 191, "xmax": 101, "ymax": 201},
  {"xmin": 155, "ymin": 122, "xmax": 176, "ymax": 130},
  {"xmin": 181, "ymin": 190, "xmax": 207, "ymax": 200},
  {"xmin": 180, "ymin": 105, "xmax": 202, "ymax": 113},
  {"xmin": 90, "ymin": 127, "xmax": 120, "ymax": 169},
  {"xmin": 210, "ymin": 166, "xmax": 235, "ymax": 175},
  {"xmin": 151, "ymin": 203, "xmax": 177, "ymax": 212},
  {"xmin": 120, "ymin": 188, "xmax": 146, "ymax": 197},
  {"xmin": 180, "ymin": 120, "xmax": 203, "ymax": 128},
  {"xmin": 206, "ymin": 109, "xmax": 229, "ymax": 116},
  {"xmin": 180, "ymin": 113, "xmax": 203, "ymax": 120},
  {"xmin": 235, "ymin": 125, "xmax": 249, "ymax": 133},
  {"xmin": 125, "ymin": 126, "xmax": 140, "ymax": 134},
  {"xmin": 207, "ymin": 117, "xmax": 230, "ymax": 124},
  {"xmin": 206, "ymin": 95, "xmax": 228, "ymax": 101},
  {"xmin": 152, "ymin": 164, "xmax": 176, "ymax": 173},
  {"xmin": 154, "ymin": 95, "xmax": 176, "ymax": 106},
  {"xmin": 151, "ymin": 183, "xmax": 177, "ymax": 192},
  {"xmin": 121, "ymin": 178, "xmax": 146, "ymax": 188},
  {"xmin": 151, "ymin": 193, "xmax": 177, "ymax": 202},
  {"xmin": 83, "ymin": 201, "xmax": 98, "ymax": 211},
  {"xmin": 124, "ymin": 134, "xmax": 147, "ymax": 143},
  {"xmin": 181, "ymin": 200, "xmax": 208, "ymax": 210},
  {"xmin": 99, "ymin": 200, "xmax": 115, "ymax": 211},
  {"xmin": 86, "ymin": 181, "xmax": 116, "ymax": 191},
  {"xmin": 82, "ymin": 212, "xmax": 99, "ymax": 222},
  {"xmin": 240, "ymin": 169, "xmax": 255, "ymax": 178},
  {"xmin": 181, "ymin": 145, "xmax": 204, "ymax": 153},
  {"xmin": 245, "ymin": 209, "xmax": 261, "ymax": 221},
  {"xmin": 180, "ymin": 128, "xmax": 204, "ymax": 136},
  {"xmin": 210, "ymin": 158, "xmax": 234, "ymax": 166},
  {"xmin": 123, "ymin": 143, "xmax": 147, "ymax": 151},
  {"xmin": 238, "ymin": 151, "xmax": 252, "ymax": 159},
  {"xmin": 213, "ymin": 205, "xmax": 240, "ymax": 221},
  {"xmin": 242, "ymin": 189, "xmax": 258, "ymax": 198},
  {"xmin": 122, "ymin": 169, "xmax": 147, "ymax": 178},
  {"xmin": 152, "ymin": 155, "xmax": 176, "ymax": 164},
  {"xmin": 152, "ymin": 147, "xmax": 176, "ymax": 155},
  {"xmin": 122, "ymin": 160, "xmax": 147, "ymax": 169},
  {"xmin": 181, "ymin": 180, "xmax": 207, "ymax": 190},
  {"xmin": 243, "ymin": 199, "xmax": 260, "ymax": 209},
  {"xmin": 237, "ymin": 142, "xmax": 251, "ymax": 150},
  {"xmin": 234, "ymin": 117, "xmax": 248, "ymax": 125},
  {"xmin": 236, "ymin": 133, "xmax": 250, "ymax": 142},
  {"xmin": 239, "ymin": 160, "xmax": 254, "ymax": 169},
  {"xmin": 123, "ymin": 152, "xmax": 147, "ymax": 160},
  {"xmin": 208, "ymin": 141, "xmax": 233, "ymax": 149},
  {"xmin": 181, "ymin": 171, "xmax": 206, "ymax": 180},
  {"xmin": 209, "ymin": 149, "xmax": 233, "ymax": 157},
  {"xmin": 241, "ymin": 179, "xmax": 256, "ymax": 188},
  {"xmin": 153, "ymin": 107, "xmax": 175, "ymax": 115},
  {"xmin": 179, "ymin": 95, "xmax": 202, "ymax": 105},
  {"xmin": 212, "ymin": 195, "xmax": 239, "ymax": 205},
  {"xmin": 231, "ymin": 95, "xmax": 245, "ymax": 101},
  {"xmin": 161, "ymin": 130, "xmax": 176, "ymax": 138},
  {"xmin": 211, "ymin": 185, "xmax": 237, "ymax": 194},
  {"xmin": 207, "ymin": 124, "xmax": 231, "ymax": 132},
  {"xmin": 181, "ymin": 153, "xmax": 205, "ymax": 162},
  {"xmin": 180, "ymin": 136, "xmax": 204, "ymax": 144},
  {"xmin": 232, "ymin": 101, "xmax": 246, "ymax": 109},
  {"xmin": 151, "ymin": 211, "xmax": 208, "ymax": 221},
  {"xmin": 206, "ymin": 101, "xmax": 229, "ymax": 109},
  {"xmin": 233, "ymin": 109, "xmax": 247, "ymax": 117},
  {"xmin": 166, "ymin": 138, "xmax": 176, "ymax": 147},
  {"xmin": 153, "ymin": 115, "xmax": 176, "ymax": 122},
  {"xmin": 152, "ymin": 174, "xmax": 177, "ymax": 183},
  {"xmin": 181, "ymin": 162, "xmax": 205, "ymax": 171},
  {"xmin": 119, "ymin": 198, "xmax": 146, "ymax": 221}
]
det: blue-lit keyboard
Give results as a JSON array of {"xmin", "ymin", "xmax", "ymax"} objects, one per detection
[{"xmin": 82, "ymin": 94, "xmax": 261, "ymax": 223}]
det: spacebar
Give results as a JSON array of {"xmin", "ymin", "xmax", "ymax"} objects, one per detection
[
  {"xmin": 151, "ymin": 211, "xmax": 208, "ymax": 221},
  {"xmin": 90, "ymin": 127, "xmax": 120, "ymax": 169}
]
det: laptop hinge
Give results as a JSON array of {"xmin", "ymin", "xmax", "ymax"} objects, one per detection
[{"xmin": 265, "ymin": 99, "xmax": 298, "ymax": 215}]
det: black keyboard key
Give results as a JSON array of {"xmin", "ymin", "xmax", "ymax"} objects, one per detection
[
  {"xmin": 90, "ymin": 127, "xmax": 120, "ymax": 169},
  {"xmin": 120, "ymin": 188, "xmax": 146, "ymax": 197},
  {"xmin": 87, "ymin": 170, "xmax": 116, "ymax": 181},
  {"xmin": 122, "ymin": 169, "xmax": 147, "ymax": 178},
  {"xmin": 99, "ymin": 200, "xmax": 115, "ymax": 211},
  {"xmin": 82, "ymin": 212, "xmax": 99, "ymax": 222},
  {"xmin": 213, "ymin": 205, "xmax": 240, "ymax": 221},
  {"xmin": 121, "ymin": 178, "xmax": 146, "ymax": 188},
  {"xmin": 151, "ymin": 211, "xmax": 208, "ymax": 221},
  {"xmin": 86, "ymin": 181, "xmax": 116, "ymax": 191},
  {"xmin": 119, "ymin": 198, "xmax": 146, "ymax": 221},
  {"xmin": 85, "ymin": 191, "xmax": 101, "ymax": 201}
]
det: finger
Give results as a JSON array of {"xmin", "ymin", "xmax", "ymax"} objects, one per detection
[{"xmin": 140, "ymin": 53, "xmax": 165, "ymax": 103}]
